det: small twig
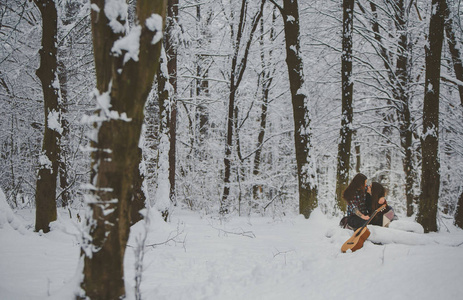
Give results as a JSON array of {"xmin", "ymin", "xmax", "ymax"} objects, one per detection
[
  {"xmin": 145, "ymin": 229, "xmax": 186, "ymax": 248},
  {"xmin": 273, "ymin": 249, "xmax": 295, "ymax": 265},
  {"xmin": 210, "ymin": 223, "xmax": 256, "ymax": 238},
  {"xmin": 127, "ymin": 223, "xmax": 186, "ymax": 249}
]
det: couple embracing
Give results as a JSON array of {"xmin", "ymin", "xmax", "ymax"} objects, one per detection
[{"xmin": 340, "ymin": 173, "xmax": 395, "ymax": 230}]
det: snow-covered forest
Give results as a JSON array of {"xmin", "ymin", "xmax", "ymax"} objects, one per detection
[{"xmin": 1, "ymin": 0, "xmax": 463, "ymax": 299}]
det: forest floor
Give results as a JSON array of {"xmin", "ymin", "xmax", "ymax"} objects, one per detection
[{"xmin": 1, "ymin": 193, "xmax": 463, "ymax": 300}]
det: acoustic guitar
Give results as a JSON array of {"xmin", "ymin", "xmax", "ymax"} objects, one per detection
[{"xmin": 341, "ymin": 204, "xmax": 387, "ymax": 253}]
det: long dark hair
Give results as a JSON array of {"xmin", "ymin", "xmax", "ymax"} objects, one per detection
[
  {"xmin": 343, "ymin": 173, "xmax": 367, "ymax": 203},
  {"xmin": 370, "ymin": 182, "xmax": 387, "ymax": 212}
]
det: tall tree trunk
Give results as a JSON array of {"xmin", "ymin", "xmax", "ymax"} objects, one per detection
[
  {"xmin": 278, "ymin": 0, "xmax": 318, "ymax": 218},
  {"xmin": 130, "ymin": 147, "xmax": 146, "ymax": 225},
  {"xmin": 357, "ymin": 0, "xmax": 415, "ymax": 216},
  {"xmin": 221, "ymin": 0, "xmax": 264, "ymax": 214},
  {"xmin": 253, "ymin": 8, "xmax": 276, "ymax": 203},
  {"xmin": 443, "ymin": 0, "xmax": 463, "ymax": 107},
  {"xmin": 57, "ymin": 59, "xmax": 71, "ymax": 209},
  {"xmin": 166, "ymin": 0, "xmax": 178, "ymax": 208},
  {"xmin": 443, "ymin": 0, "xmax": 463, "ymax": 228},
  {"xmin": 156, "ymin": 46, "xmax": 172, "ymax": 221},
  {"xmin": 393, "ymin": 0, "xmax": 414, "ymax": 217},
  {"xmin": 454, "ymin": 190, "xmax": 463, "ymax": 228},
  {"xmin": 33, "ymin": 0, "xmax": 60, "ymax": 233},
  {"xmin": 335, "ymin": 0, "xmax": 354, "ymax": 213},
  {"xmin": 221, "ymin": 0, "xmax": 247, "ymax": 214},
  {"xmin": 195, "ymin": 2, "xmax": 212, "ymax": 143},
  {"xmin": 79, "ymin": 1, "xmax": 166, "ymax": 299},
  {"xmin": 417, "ymin": 0, "xmax": 445, "ymax": 233}
]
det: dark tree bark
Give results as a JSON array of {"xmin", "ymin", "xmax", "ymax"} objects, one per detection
[
  {"xmin": 393, "ymin": 0, "xmax": 415, "ymax": 217},
  {"xmin": 221, "ymin": 0, "xmax": 265, "ymax": 214},
  {"xmin": 335, "ymin": 0, "xmax": 355, "ymax": 213},
  {"xmin": 155, "ymin": 0, "xmax": 178, "ymax": 221},
  {"xmin": 79, "ymin": 1, "xmax": 167, "ymax": 299},
  {"xmin": 417, "ymin": 0, "xmax": 445, "ymax": 233},
  {"xmin": 130, "ymin": 147, "xmax": 146, "ymax": 225},
  {"xmin": 455, "ymin": 191, "xmax": 463, "ymax": 229},
  {"xmin": 269, "ymin": 0, "xmax": 318, "ymax": 218},
  {"xmin": 33, "ymin": 0, "xmax": 60, "ymax": 233},
  {"xmin": 443, "ymin": 0, "xmax": 463, "ymax": 107},
  {"xmin": 196, "ymin": 3, "xmax": 212, "ymax": 144},
  {"xmin": 167, "ymin": 0, "xmax": 178, "ymax": 208},
  {"xmin": 156, "ymin": 46, "xmax": 172, "ymax": 221},
  {"xmin": 442, "ymin": 0, "xmax": 463, "ymax": 229},
  {"xmin": 57, "ymin": 60, "xmax": 71, "ymax": 209}
]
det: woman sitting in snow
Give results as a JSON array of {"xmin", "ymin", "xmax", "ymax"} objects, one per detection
[
  {"xmin": 342, "ymin": 173, "xmax": 371, "ymax": 230},
  {"xmin": 368, "ymin": 182, "xmax": 395, "ymax": 227}
]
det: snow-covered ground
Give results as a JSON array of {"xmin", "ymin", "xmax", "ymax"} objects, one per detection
[{"xmin": 1, "ymin": 192, "xmax": 463, "ymax": 300}]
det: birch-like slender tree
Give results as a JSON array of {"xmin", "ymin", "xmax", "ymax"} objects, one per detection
[{"xmin": 79, "ymin": 0, "xmax": 166, "ymax": 298}]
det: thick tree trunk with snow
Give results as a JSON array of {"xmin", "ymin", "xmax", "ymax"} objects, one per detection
[
  {"xmin": 418, "ymin": 0, "xmax": 445, "ymax": 233},
  {"xmin": 282, "ymin": 0, "xmax": 317, "ymax": 218},
  {"xmin": 79, "ymin": 1, "xmax": 166, "ymax": 299},
  {"xmin": 335, "ymin": 0, "xmax": 354, "ymax": 213},
  {"xmin": 34, "ymin": 0, "xmax": 60, "ymax": 233}
]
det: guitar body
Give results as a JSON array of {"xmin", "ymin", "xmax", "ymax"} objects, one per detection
[
  {"xmin": 341, "ymin": 226, "xmax": 371, "ymax": 253},
  {"xmin": 340, "ymin": 204, "xmax": 386, "ymax": 253}
]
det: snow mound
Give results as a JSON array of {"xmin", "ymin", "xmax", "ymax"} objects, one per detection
[
  {"xmin": 0, "ymin": 188, "xmax": 27, "ymax": 234},
  {"xmin": 389, "ymin": 220, "xmax": 424, "ymax": 233},
  {"xmin": 368, "ymin": 225, "xmax": 431, "ymax": 245}
]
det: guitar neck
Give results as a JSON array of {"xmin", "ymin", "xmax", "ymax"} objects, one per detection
[{"xmin": 361, "ymin": 204, "xmax": 386, "ymax": 228}]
